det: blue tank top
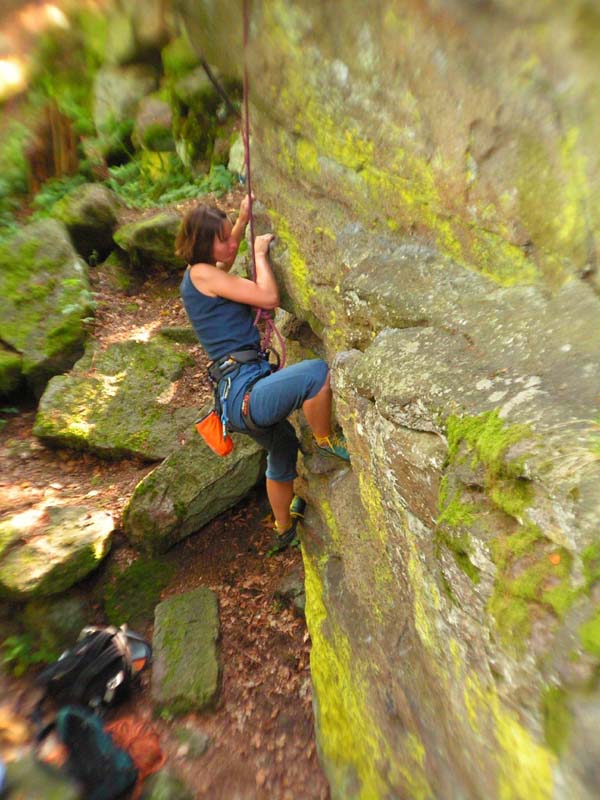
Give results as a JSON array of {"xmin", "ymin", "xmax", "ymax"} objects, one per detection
[{"xmin": 180, "ymin": 267, "xmax": 260, "ymax": 361}]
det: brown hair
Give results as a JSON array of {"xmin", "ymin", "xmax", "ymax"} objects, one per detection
[{"xmin": 175, "ymin": 204, "xmax": 228, "ymax": 265}]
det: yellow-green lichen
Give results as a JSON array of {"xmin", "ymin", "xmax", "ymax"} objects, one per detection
[
  {"xmin": 268, "ymin": 210, "xmax": 315, "ymax": 308},
  {"xmin": 407, "ymin": 535, "xmax": 442, "ymax": 654},
  {"xmin": 303, "ymin": 549, "xmax": 432, "ymax": 798},
  {"xmin": 355, "ymin": 473, "xmax": 396, "ymax": 621},
  {"xmin": 579, "ymin": 608, "xmax": 600, "ymax": 657},
  {"xmin": 261, "ymin": 22, "xmax": 549, "ymax": 288},
  {"xmin": 465, "ymin": 672, "xmax": 556, "ymax": 799},
  {"xmin": 303, "ymin": 550, "xmax": 389, "ymax": 798},
  {"xmin": 318, "ymin": 498, "xmax": 342, "ymax": 549},
  {"xmin": 541, "ymin": 685, "xmax": 571, "ymax": 756}
]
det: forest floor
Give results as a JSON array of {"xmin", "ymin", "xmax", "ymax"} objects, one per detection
[{"xmin": 0, "ymin": 191, "xmax": 330, "ymax": 799}]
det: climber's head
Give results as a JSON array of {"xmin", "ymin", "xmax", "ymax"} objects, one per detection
[{"xmin": 175, "ymin": 204, "xmax": 232, "ymax": 266}]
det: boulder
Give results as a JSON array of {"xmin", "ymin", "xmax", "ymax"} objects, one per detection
[
  {"xmin": 52, "ymin": 183, "xmax": 122, "ymax": 261},
  {"xmin": 161, "ymin": 36, "xmax": 199, "ymax": 82},
  {"xmin": 0, "ymin": 505, "xmax": 113, "ymax": 600},
  {"xmin": 0, "ymin": 219, "xmax": 93, "ymax": 397},
  {"xmin": 123, "ymin": 428, "xmax": 266, "ymax": 554},
  {"xmin": 227, "ymin": 132, "xmax": 245, "ymax": 176},
  {"xmin": 93, "ymin": 65, "xmax": 158, "ymax": 134},
  {"xmin": 132, "ymin": 95, "xmax": 174, "ymax": 152},
  {"xmin": 96, "ymin": 249, "xmax": 140, "ymax": 295},
  {"xmin": 33, "ymin": 337, "xmax": 196, "ymax": 461},
  {"xmin": 274, "ymin": 564, "xmax": 306, "ymax": 616},
  {"xmin": 104, "ymin": 0, "xmax": 172, "ymax": 65},
  {"xmin": 172, "ymin": 66, "xmax": 220, "ymax": 115},
  {"xmin": 0, "ymin": 347, "xmax": 23, "ymax": 398},
  {"xmin": 173, "ymin": 725, "xmax": 210, "ymax": 758},
  {"xmin": 140, "ymin": 769, "xmax": 193, "ymax": 800},
  {"xmin": 151, "ymin": 587, "xmax": 220, "ymax": 715},
  {"xmin": 113, "ymin": 212, "xmax": 185, "ymax": 272},
  {"xmin": 4, "ymin": 753, "xmax": 80, "ymax": 799},
  {"xmin": 22, "ymin": 596, "xmax": 89, "ymax": 657}
]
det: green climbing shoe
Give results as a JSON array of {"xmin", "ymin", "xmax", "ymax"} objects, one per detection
[
  {"xmin": 315, "ymin": 432, "xmax": 350, "ymax": 461},
  {"xmin": 290, "ymin": 495, "xmax": 306, "ymax": 520},
  {"xmin": 268, "ymin": 518, "xmax": 299, "ymax": 555}
]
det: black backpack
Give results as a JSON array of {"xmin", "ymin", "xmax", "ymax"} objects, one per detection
[{"xmin": 34, "ymin": 625, "xmax": 151, "ymax": 714}]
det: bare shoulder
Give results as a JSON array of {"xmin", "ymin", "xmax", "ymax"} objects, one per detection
[{"xmin": 189, "ymin": 262, "xmax": 218, "ymax": 296}]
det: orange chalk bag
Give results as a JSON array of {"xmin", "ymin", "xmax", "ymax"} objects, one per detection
[
  {"xmin": 195, "ymin": 409, "xmax": 234, "ymax": 457},
  {"xmin": 195, "ymin": 375, "xmax": 234, "ymax": 457}
]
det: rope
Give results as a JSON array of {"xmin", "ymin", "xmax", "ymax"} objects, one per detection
[{"xmin": 242, "ymin": 0, "xmax": 286, "ymax": 368}]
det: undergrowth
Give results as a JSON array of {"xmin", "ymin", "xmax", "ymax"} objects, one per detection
[
  {"xmin": 106, "ymin": 158, "xmax": 236, "ymax": 207},
  {"xmin": 1, "ymin": 633, "xmax": 58, "ymax": 677}
]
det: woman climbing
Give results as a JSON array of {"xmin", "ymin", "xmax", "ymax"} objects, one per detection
[{"xmin": 176, "ymin": 195, "xmax": 349, "ymax": 549}]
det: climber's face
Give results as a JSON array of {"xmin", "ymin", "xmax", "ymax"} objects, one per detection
[{"xmin": 212, "ymin": 219, "xmax": 238, "ymax": 267}]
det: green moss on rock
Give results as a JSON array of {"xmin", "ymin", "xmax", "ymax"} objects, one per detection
[
  {"xmin": 0, "ymin": 349, "xmax": 23, "ymax": 396},
  {"xmin": 0, "ymin": 219, "xmax": 93, "ymax": 395},
  {"xmin": 103, "ymin": 557, "xmax": 175, "ymax": 627},
  {"xmin": 446, "ymin": 410, "xmax": 531, "ymax": 477},
  {"xmin": 151, "ymin": 588, "xmax": 220, "ymax": 716},
  {"xmin": 542, "ymin": 685, "xmax": 571, "ymax": 756},
  {"xmin": 579, "ymin": 609, "xmax": 600, "ymax": 658},
  {"xmin": 489, "ymin": 525, "xmax": 575, "ymax": 651}
]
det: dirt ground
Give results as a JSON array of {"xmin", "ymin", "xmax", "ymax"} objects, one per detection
[{"xmin": 0, "ymin": 194, "xmax": 330, "ymax": 799}]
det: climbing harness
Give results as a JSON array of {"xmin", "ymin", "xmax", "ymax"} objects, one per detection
[{"xmin": 208, "ymin": 348, "xmax": 276, "ymax": 434}]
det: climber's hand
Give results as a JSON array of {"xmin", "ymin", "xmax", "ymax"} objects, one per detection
[{"xmin": 254, "ymin": 233, "xmax": 274, "ymax": 256}]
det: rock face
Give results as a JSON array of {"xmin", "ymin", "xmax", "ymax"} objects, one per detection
[
  {"xmin": 132, "ymin": 94, "xmax": 174, "ymax": 152},
  {"xmin": 183, "ymin": 2, "xmax": 600, "ymax": 798},
  {"xmin": 33, "ymin": 336, "xmax": 196, "ymax": 461},
  {"xmin": 52, "ymin": 183, "xmax": 122, "ymax": 261},
  {"xmin": 113, "ymin": 212, "xmax": 185, "ymax": 271},
  {"xmin": 4, "ymin": 753, "xmax": 80, "ymax": 799},
  {"xmin": 0, "ymin": 219, "xmax": 93, "ymax": 397},
  {"xmin": 93, "ymin": 64, "xmax": 158, "ymax": 134},
  {"xmin": 0, "ymin": 505, "xmax": 113, "ymax": 600},
  {"xmin": 152, "ymin": 587, "xmax": 220, "ymax": 715},
  {"xmin": 123, "ymin": 426, "xmax": 266, "ymax": 553}
]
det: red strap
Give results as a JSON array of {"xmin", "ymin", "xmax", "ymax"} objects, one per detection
[{"xmin": 242, "ymin": 0, "xmax": 286, "ymax": 369}]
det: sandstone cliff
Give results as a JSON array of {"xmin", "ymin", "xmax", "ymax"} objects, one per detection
[{"xmin": 180, "ymin": 2, "xmax": 600, "ymax": 797}]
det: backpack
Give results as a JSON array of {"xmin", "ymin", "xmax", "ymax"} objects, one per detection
[
  {"xmin": 34, "ymin": 625, "xmax": 151, "ymax": 714},
  {"xmin": 48, "ymin": 705, "xmax": 138, "ymax": 800}
]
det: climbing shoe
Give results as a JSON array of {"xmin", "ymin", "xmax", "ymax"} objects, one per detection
[
  {"xmin": 315, "ymin": 432, "xmax": 350, "ymax": 462},
  {"xmin": 267, "ymin": 519, "xmax": 299, "ymax": 556},
  {"xmin": 290, "ymin": 495, "xmax": 306, "ymax": 521}
]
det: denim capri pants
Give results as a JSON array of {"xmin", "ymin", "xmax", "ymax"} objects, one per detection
[{"xmin": 226, "ymin": 358, "xmax": 329, "ymax": 482}]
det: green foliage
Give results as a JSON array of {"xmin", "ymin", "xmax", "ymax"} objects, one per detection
[
  {"xmin": 103, "ymin": 557, "xmax": 176, "ymax": 627},
  {"xmin": 1, "ymin": 633, "xmax": 58, "ymax": 677},
  {"xmin": 0, "ymin": 122, "xmax": 33, "ymax": 235},
  {"xmin": 142, "ymin": 123, "xmax": 175, "ymax": 152},
  {"xmin": 161, "ymin": 36, "xmax": 199, "ymax": 80},
  {"xmin": 106, "ymin": 158, "xmax": 235, "ymax": 208},
  {"xmin": 31, "ymin": 174, "xmax": 87, "ymax": 218},
  {"xmin": 28, "ymin": 17, "xmax": 101, "ymax": 138}
]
